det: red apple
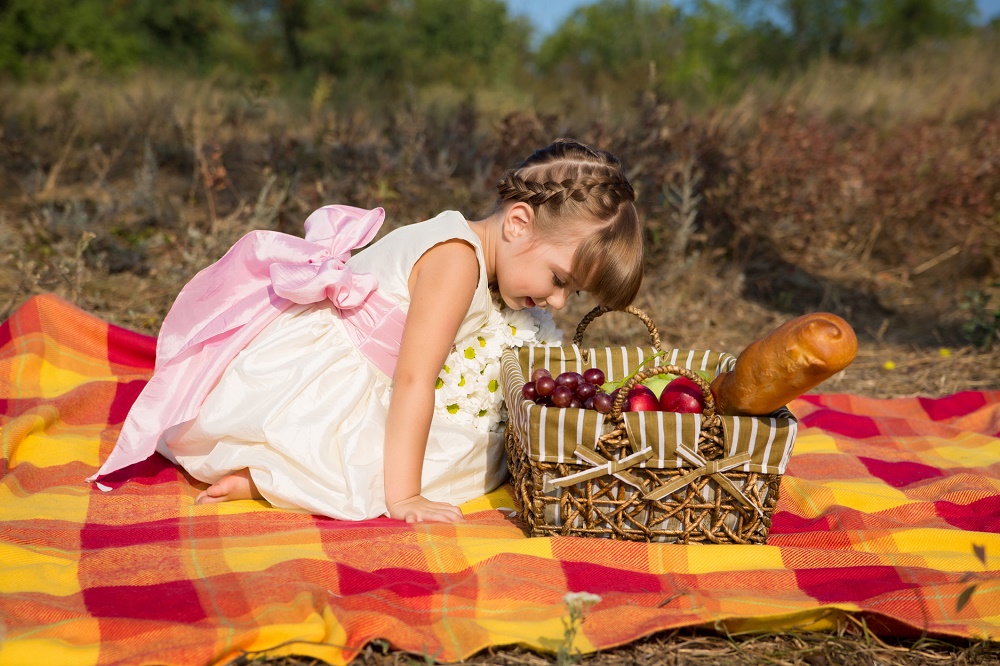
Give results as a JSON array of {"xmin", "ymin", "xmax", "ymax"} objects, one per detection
[
  {"xmin": 659, "ymin": 390, "xmax": 703, "ymax": 414},
  {"xmin": 659, "ymin": 376, "xmax": 705, "ymax": 410},
  {"xmin": 627, "ymin": 392, "xmax": 660, "ymax": 412},
  {"xmin": 628, "ymin": 384, "xmax": 657, "ymax": 400}
]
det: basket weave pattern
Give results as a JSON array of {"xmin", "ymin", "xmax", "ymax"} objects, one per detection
[
  {"xmin": 502, "ymin": 306, "xmax": 794, "ymax": 545},
  {"xmin": 506, "ymin": 427, "xmax": 781, "ymax": 542}
]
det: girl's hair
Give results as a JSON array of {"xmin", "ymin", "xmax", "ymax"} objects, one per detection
[{"xmin": 496, "ymin": 139, "xmax": 643, "ymax": 311}]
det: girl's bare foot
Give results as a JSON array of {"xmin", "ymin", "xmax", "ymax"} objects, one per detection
[{"xmin": 196, "ymin": 468, "xmax": 263, "ymax": 505}]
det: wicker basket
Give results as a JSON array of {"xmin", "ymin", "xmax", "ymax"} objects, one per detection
[{"xmin": 501, "ymin": 306, "xmax": 798, "ymax": 544}]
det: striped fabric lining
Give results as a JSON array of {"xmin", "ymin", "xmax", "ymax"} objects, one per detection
[{"xmin": 501, "ymin": 346, "xmax": 798, "ymax": 474}]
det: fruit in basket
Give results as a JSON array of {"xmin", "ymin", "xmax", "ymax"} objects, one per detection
[
  {"xmin": 627, "ymin": 392, "xmax": 660, "ymax": 412},
  {"xmin": 531, "ymin": 368, "xmax": 551, "ymax": 382},
  {"xmin": 522, "ymin": 382, "xmax": 539, "ymax": 401},
  {"xmin": 592, "ymin": 392, "xmax": 613, "ymax": 414},
  {"xmin": 664, "ymin": 375, "xmax": 703, "ymax": 401},
  {"xmin": 659, "ymin": 390, "xmax": 703, "ymax": 414},
  {"xmin": 628, "ymin": 384, "xmax": 656, "ymax": 400},
  {"xmin": 535, "ymin": 375, "xmax": 556, "ymax": 397},
  {"xmin": 575, "ymin": 381, "xmax": 597, "ymax": 401},
  {"xmin": 658, "ymin": 376, "xmax": 705, "ymax": 413},
  {"xmin": 525, "ymin": 365, "xmax": 616, "ymax": 412},
  {"xmin": 555, "ymin": 371, "xmax": 584, "ymax": 392},
  {"xmin": 625, "ymin": 384, "xmax": 658, "ymax": 411},
  {"xmin": 582, "ymin": 367, "xmax": 605, "ymax": 386},
  {"xmin": 551, "ymin": 385, "xmax": 574, "ymax": 408}
]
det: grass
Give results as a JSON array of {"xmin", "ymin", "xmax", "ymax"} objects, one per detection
[{"xmin": 236, "ymin": 623, "xmax": 1000, "ymax": 665}]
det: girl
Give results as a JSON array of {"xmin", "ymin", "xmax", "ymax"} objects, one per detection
[{"xmin": 90, "ymin": 139, "xmax": 644, "ymax": 524}]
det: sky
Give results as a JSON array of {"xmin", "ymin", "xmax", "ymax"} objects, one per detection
[{"xmin": 504, "ymin": 0, "xmax": 1000, "ymax": 39}]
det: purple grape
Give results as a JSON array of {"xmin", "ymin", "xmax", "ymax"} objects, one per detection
[
  {"xmin": 583, "ymin": 396, "xmax": 596, "ymax": 410},
  {"xmin": 551, "ymin": 385, "xmax": 573, "ymax": 408},
  {"xmin": 555, "ymin": 372, "xmax": 582, "ymax": 392},
  {"xmin": 522, "ymin": 381, "xmax": 538, "ymax": 401},
  {"xmin": 569, "ymin": 397, "xmax": 583, "ymax": 409},
  {"xmin": 536, "ymin": 376, "xmax": 556, "ymax": 397},
  {"xmin": 593, "ymin": 393, "xmax": 613, "ymax": 414},
  {"xmin": 583, "ymin": 367, "xmax": 606, "ymax": 386},
  {"xmin": 531, "ymin": 368, "xmax": 552, "ymax": 383},
  {"xmin": 575, "ymin": 381, "xmax": 596, "ymax": 400}
]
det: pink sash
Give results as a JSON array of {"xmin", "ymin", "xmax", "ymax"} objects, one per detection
[{"xmin": 90, "ymin": 205, "xmax": 405, "ymax": 480}]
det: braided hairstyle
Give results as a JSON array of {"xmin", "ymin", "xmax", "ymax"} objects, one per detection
[{"xmin": 496, "ymin": 139, "xmax": 643, "ymax": 311}]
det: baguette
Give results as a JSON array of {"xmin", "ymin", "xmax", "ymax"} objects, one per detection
[{"xmin": 710, "ymin": 313, "xmax": 858, "ymax": 416}]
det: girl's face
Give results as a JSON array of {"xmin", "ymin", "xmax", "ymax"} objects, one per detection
[{"xmin": 495, "ymin": 229, "xmax": 580, "ymax": 312}]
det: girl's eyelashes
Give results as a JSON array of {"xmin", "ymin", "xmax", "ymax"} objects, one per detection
[{"xmin": 552, "ymin": 274, "xmax": 566, "ymax": 288}]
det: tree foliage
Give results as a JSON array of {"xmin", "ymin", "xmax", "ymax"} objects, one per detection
[
  {"xmin": 534, "ymin": 0, "xmax": 980, "ymax": 99},
  {"xmin": 0, "ymin": 0, "xmax": 984, "ymax": 98},
  {"xmin": 761, "ymin": 0, "xmax": 979, "ymax": 61},
  {"xmin": 282, "ymin": 0, "xmax": 530, "ymax": 90},
  {"xmin": 0, "ymin": 0, "xmax": 139, "ymax": 75}
]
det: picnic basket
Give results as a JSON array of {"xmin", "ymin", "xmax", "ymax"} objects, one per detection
[{"xmin": 501, "ymin": 306, "xmax": 798, "ymax": 544}]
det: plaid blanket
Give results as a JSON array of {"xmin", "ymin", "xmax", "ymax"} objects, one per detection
[{"xmin": 1, "ymin": 294, "xmax": 998, "ymax": 665}]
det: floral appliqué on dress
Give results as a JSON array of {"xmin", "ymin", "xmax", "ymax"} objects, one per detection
[{"xmin": 434, "ymin": 300, "xmax": 562, "ymax": 433}]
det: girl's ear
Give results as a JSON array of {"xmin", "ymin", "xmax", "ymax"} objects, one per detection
[{"xmin": 502, "ymin": 202, "xmax": 534, "ymax": 241}]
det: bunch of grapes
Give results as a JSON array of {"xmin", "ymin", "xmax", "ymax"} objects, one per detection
[{"xmin": 521, "ymin": 367, "xmax": 614, "ymax": 414}]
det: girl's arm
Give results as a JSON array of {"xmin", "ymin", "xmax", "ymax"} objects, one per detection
[{"xmin": 383, "ymin": 238, "xmax": 480, "ymax": 523}]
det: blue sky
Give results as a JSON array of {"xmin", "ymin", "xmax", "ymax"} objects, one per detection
[{"xmin": 504, "ymin": 0, "xmax": 1000, "ymax": 38}]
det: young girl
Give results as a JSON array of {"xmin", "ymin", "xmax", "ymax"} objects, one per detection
[{"xmin": 90, "ymin": 139, "xmax": 644, "ymax": 524}]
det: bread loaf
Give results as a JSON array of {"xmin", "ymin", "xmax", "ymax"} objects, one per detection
[{"xmin": 710, "ymin": 313, "xmax": 858, "ymax": 416}]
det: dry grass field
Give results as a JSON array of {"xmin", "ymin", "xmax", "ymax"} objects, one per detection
[{"xmin": 1, "ymin": 36, "xmax": 998, "ymax": 664}]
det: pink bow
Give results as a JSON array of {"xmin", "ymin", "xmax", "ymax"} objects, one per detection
[{"xmin": 270, "ymin": 206, "xmax": 382, "ymax": 308}]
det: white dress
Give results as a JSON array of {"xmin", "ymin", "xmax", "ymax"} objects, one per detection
[{"xmin": 157, "ymin": 211, "xmax": 508, "ymax": 520}]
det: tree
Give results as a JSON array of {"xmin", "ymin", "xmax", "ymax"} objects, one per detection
[
  {"xmin": 868, "ymin": 0, "xmax": 977, "ymax": 50},
  {"xmin": 754, "ymin": 0, "xmax": 976, "ymax": 63},
  {"xmin": 535, "ymin": 0, "xmax": 783, "ymax": 99},
  {"xmin": 0, "ymin": 0, "xmax": 243, "ymax": 77},
  {"xmin": 0, "ymin": 0, "xmax": 140, "ymax": 76},
  {"xmin": 398, "ymin": 0, "xmax": 530, "ymax": 87},
  {"xmin": 281, "ymin": 0, "xmax": 529, "ymax": 93},
  {"xmin": 536, "ymin": 0, "xmax": 682, "ymax": 86}
]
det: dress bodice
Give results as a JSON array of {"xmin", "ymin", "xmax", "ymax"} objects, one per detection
[{"xmin": 348, "ymin": 210, "xmax": 494, "ymax": 343}]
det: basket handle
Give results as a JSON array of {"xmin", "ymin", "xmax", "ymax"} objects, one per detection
[
  {"xmin": 610, "ymin": 365, "xmax": 717, "ymax": 420},
  {"xmin": 573, "ymin": 305, "xmax": 662, "ymax": 351}
]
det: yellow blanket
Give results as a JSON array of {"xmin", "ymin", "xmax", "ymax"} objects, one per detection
[{"xmin": 1, "ymin": 294, "xmax": 998, "ymax": 665}]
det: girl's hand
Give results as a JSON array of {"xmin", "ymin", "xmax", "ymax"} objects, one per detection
[{"xmin": 388, "ymin": 495, "xmax": 465, "ymax": 524}]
